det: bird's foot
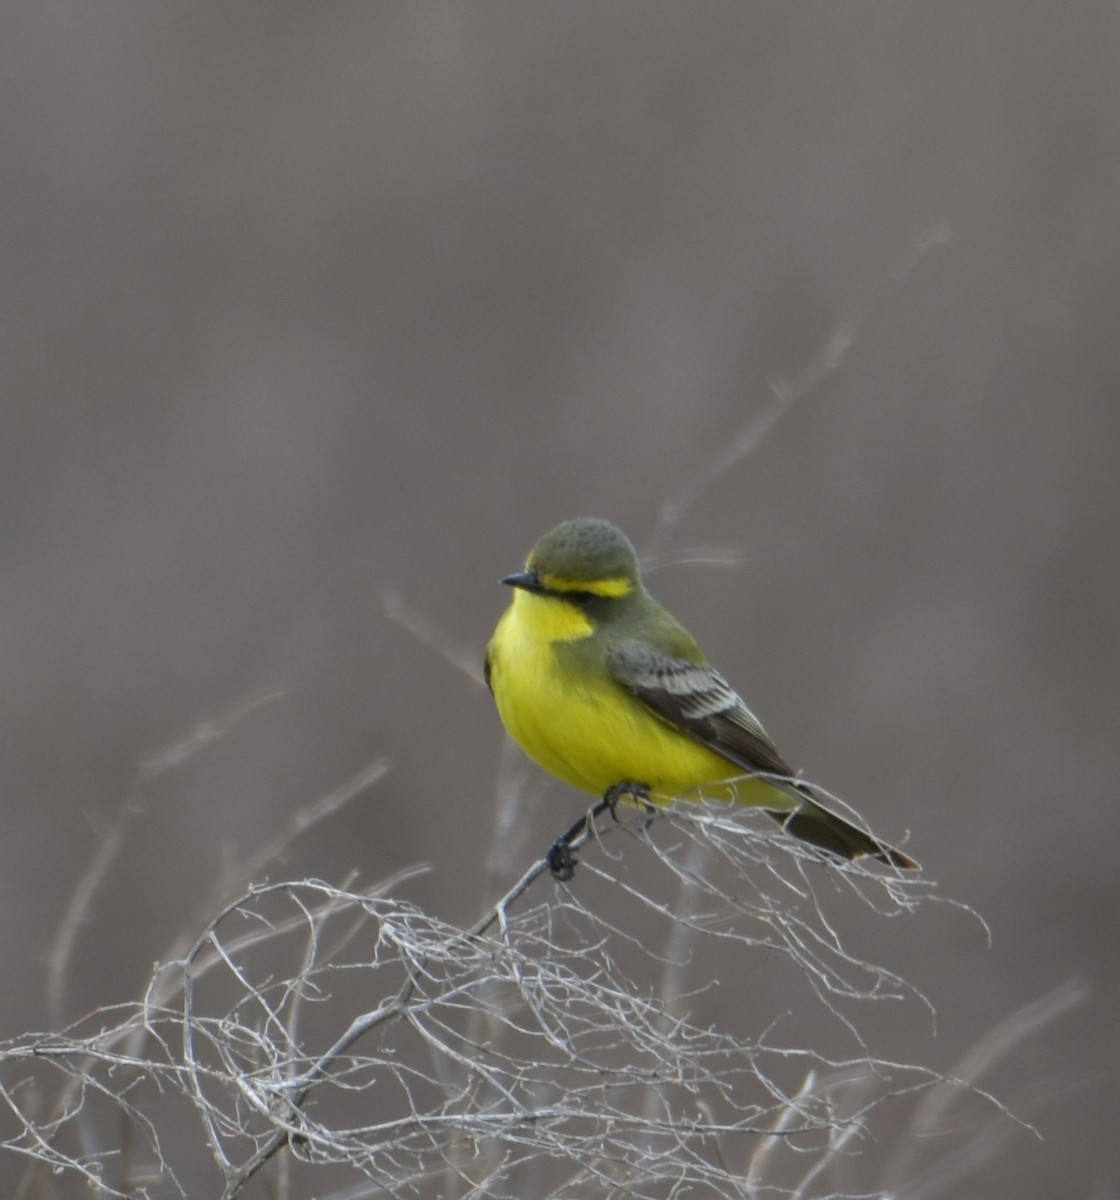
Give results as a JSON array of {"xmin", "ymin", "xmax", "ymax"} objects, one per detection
[
  {"xmin": 546, "ymin": 807, "xmax": 592, "ymax": 880},
  {"xmin": 545, "ymin": 783, "xmax": 653, "ymax": 881},
  {"xmin": 546, "ymin": 836, "xmax": 579, "ymax": 882},
  {"xmin": 602, "ymin": 780, "xmax": 652, "ymax": 823}
]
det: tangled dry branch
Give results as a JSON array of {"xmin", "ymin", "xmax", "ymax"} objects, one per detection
[{"xmin": 0, "ymin": 796, "xmax": 1011, "ymax": 1200}]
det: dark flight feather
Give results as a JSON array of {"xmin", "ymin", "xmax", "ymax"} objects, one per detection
[{"xmin": 605, "ymin": 639, "xmax": 917, "ymax": 869}]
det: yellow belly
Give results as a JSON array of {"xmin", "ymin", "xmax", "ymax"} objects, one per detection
[{"xmin": 488, "ymin": 595, "xmax": 783, "ymax": 809}]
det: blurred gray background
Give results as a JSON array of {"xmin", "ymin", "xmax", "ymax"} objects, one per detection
[{"xmin": 3, "ymin": 3, "xmax": 1118, "ymax": 1196}]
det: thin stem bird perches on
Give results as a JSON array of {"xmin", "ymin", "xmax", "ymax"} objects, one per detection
[{"xmin": 2, "ymin": 796, "xmax": 1011, "ymax": 1200}]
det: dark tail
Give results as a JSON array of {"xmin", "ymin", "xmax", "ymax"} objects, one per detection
[{"xmin": 767, "ymin": 798, "xmax": 919, "ymax": 869}]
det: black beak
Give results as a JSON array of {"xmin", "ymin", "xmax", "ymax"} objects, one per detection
[{"xmin": 501, "ymin": 568, "xmax": 545, "ymax": 593}]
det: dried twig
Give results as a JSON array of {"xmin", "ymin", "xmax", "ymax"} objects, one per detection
[{"xmin": 3, "ymin": 799, "xmax": 998, "ymax": 1199}]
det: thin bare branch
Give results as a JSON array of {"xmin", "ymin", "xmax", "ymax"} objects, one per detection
[
  {"xmin": 645, "ymin": 223, "xmax": 953, "ymax": 562},
  {"xmin": 4, "ymin": 801, "xmax": 1006, "ymax": 1199}
]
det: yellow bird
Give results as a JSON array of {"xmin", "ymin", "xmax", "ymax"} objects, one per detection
[{"xmin": 485, "ymin": 518, "xmax": 917, "ymax": 875}]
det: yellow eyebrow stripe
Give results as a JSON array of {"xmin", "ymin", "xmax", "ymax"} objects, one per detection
[{"xmin": 539, "ymin": 574, "xmax": 634, "ymax": 598}]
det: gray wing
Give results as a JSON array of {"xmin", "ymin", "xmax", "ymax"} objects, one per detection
[
  {"xmin": 605, "ymin": 638, "xmax": 919, "ymax": 868},
  {"xmin": 605, "ymin": 639, "xmax": 799, "ymax": 789}
]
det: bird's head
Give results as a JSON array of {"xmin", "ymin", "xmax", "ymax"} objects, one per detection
[{"xmin": 503, "ymin": 518, "xmax": 642, "ymax": 604}]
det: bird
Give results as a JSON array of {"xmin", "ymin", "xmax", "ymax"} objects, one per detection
[{"xmin": 484, "ymin": 517, "xmax": 917, "ymax": 876}]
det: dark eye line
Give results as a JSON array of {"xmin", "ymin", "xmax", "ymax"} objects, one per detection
[{"xmin": 552, "ymin": 587, "xmax": 600, "ymax": 606}]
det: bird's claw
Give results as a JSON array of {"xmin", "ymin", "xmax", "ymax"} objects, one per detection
[
  {"xmin": 547, "ymin": 837, "xmax": 578, "ymax": 881},
  {"xmin": 546, "ymin": 783, "xmax": 653, "ymax": 882},
  {"xmin": 602, "ymin": 780, "xmax": 651, "ymax": 822}
]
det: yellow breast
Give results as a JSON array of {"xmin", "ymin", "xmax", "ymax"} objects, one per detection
[{"xmin": 488, "ymin": 591, "xmax": 758, "ymax": 803}]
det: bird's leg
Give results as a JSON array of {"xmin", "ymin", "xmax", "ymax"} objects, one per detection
[
  {"xmin": 546, "ymin": 809, "xmax": 596, "ymax": 881},
  {"xmin": 546, "ymin": 836, "xmax": 579, "ymax": 881},
  {"xmin": 546, "ymin": 783, "xmax": 650, "ymax": 881},
  {"xmin": 603, "ymin": 780, "xmax": 652, "ymax": 823}
]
